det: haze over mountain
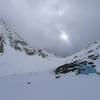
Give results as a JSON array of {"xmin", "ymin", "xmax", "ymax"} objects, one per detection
[{"xmin": 0, "ymin": 0, "xmax": 100, "ymax": 56}]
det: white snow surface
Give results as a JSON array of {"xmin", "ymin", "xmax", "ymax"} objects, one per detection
[
  {"xmin": 1, "ymin": 38, "xmax": 100, "ymax": 77},
  {"xmin": 0, "ymin": 70, "xmax": 100, "ymax": 100},
  {"xmin": 0, "ymin": 42, "xmax": 65, "ymax": 76}
]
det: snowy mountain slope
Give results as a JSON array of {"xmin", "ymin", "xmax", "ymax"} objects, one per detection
[
  {"xmin": 0, "ymin": 20, "xmax": 65, "ymax": 77},
  {"xmin": 0, "ymin": 71, "xmax": 100, "ymax": 100},
  {"xmin": 0, "ymin": 20, "xmax": 52, "ymax": 57},
  {"xmin": 0, "ymin": 19, "xmax": 100, "ymax": 78},
  {"xmin": 54, "ymin": 41, "xmax": 100, "ymax": 77},
  {"xmin": 65, "ymin": 41, "xmax": 100, "ymax": 63}
]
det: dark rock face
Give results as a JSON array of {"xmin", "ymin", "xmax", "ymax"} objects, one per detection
[
  {"xmin": 6, "ymin": 28, "xmax": 36, "ymax": 56},
  {"xmin": 88, "ymin": 54, "xmax": 99, "ymax": 60},
  {"xmin": 37, "ymin": 49, "xmax": 48, "ymax": 58},
  {"xmin": 88, "ymin": 62, "xmax": 94, "ymax": 65},
  {"xmin": 74, "ymin": 56, "xmax": 77, "ymax": 58},
  {"xmin": 0, "ymin": 35, "xmax": 5, "ymax": 53},
  {"xmin": 79, "ymin": 61, "xmax": 88, "ymax": 65},
  {"xmin": 54, "ymin": 61, "xmax": 78, "ymax": 77},
  {"xmin": 0, "ymin": 42, "xmax": 4, "ymax": 53},
  {"xmin": 0, "ymin": 20, "xmax": 49, "ymax": 58},
  {"xmin": 23, "ymin": 47, "xmax": 35, "ymax": 56},
  {"xmin": 54, "ymin": 60, "xmax": 95, "ymax": 78},
  {"xmin": 14, "ymin": 40, "xmax": 28, "ymax": 46},
  {"xmin": 88, "ymin": 50, "xmax": 93, "ymax": 53},
  {"xmin": 13, "ymin": 45, "xmax": 22, "ymax": 51}
]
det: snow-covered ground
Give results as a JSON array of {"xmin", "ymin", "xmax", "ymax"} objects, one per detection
[{"xmin": 0, "ymin": 70, "xmax": 100, "ymax": 100}]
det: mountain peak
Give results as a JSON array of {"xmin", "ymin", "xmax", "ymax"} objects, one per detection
[
  {"xmin": 0, "ymin": 20, "xmax": 45, "ymax": 56},
  {"xmin": 54, "ymin": 40, "xmax": 100, "ymax": 78}
]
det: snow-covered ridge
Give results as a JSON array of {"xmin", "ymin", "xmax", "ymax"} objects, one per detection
[
  {"xmin": 0, "ymin": 20, "xmax": 64, "ymax": 77},
  {"xmin": 65, "ymin": 40, "xmax": 100, "ymax": 63},
  {"xmin": 0, "ymin": 20, "xmax": 50, "ymax": 57},
  {"xmin": 54, "ymin": 40, "xmax": 100, "ymax": 77}
]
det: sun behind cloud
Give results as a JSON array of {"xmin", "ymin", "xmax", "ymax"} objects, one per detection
[
  {"xmin": 59, "ymin": 31, "xmax": 71, "ymax": 46},
  {"xmin": 60, "ymin": 31, "xmax": 68, "ymax": 40}
]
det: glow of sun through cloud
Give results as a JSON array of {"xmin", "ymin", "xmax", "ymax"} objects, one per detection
[
  {"xmin": 60, "ymin": 31, "xmax": 68, "ymax": 40},
  {"xmin": 59, "ymin": 31, "xmax": 70, "ymax": 45}
]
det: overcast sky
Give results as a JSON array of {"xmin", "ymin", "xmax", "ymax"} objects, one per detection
[{"xmin": 0, "ymin": 0, "xmax": 100, "ymax": 56}]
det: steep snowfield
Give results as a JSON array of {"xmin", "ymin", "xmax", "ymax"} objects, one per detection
[
  {"xmin": 0, "ymin": 20, "xmax": 66, "ymax": 77},
  {"xmin": 0, "ymin": 44, "xmax": 63, "ymax": 76}
]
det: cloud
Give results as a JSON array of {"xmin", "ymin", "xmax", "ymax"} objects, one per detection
[{"xmin": 0, "ymin": 0, "xmax": 100, "ymax": 56}]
